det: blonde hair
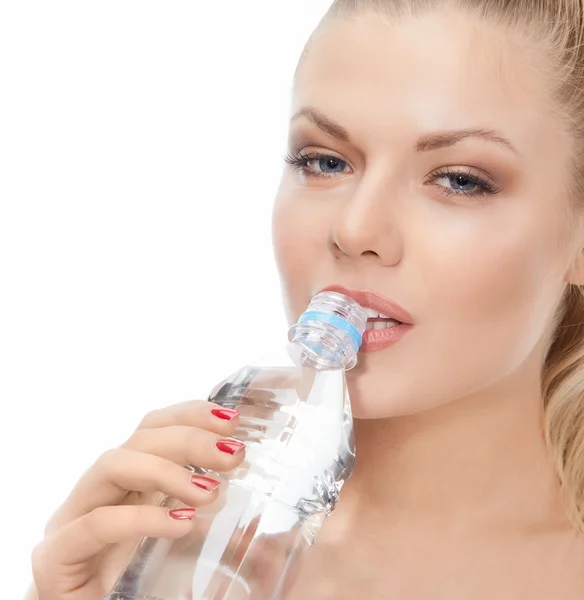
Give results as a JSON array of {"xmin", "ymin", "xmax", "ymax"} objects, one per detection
[{"xmin": 324, "ymin": 0, "xmax": 584, "ymax": 532}]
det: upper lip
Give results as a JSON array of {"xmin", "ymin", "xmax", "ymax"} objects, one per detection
[{"xmin": 318, "ymin": 285, "xmax": 415, "ymax": 325}]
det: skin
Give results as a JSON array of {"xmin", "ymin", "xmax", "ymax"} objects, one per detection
[
  {"xmin": 27, "ymin": 7, "xmax": 584, "ymax": 600},
  {"xmin": 273, "ymin": 8, "xmax": 584, "ymax": 600}
]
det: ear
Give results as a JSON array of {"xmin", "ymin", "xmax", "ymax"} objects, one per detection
[{"xmin": 566, "ymin": 247, "xmax": 584, "ymax": 285}]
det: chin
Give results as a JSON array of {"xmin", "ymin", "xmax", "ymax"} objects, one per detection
[
  {"xmin": 346, "ymin": 368, "xmax": 403, "ymax": 419},
  {"xmin": 345, "ymin": 367, "xmax": 445, "ymax": 419}
]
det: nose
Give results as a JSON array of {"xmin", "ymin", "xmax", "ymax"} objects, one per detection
[{"xmin": 330, "ymin": 173, "xmax": 403, "ymax": 267}]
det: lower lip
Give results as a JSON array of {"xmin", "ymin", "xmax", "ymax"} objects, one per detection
[{"xmin": 360, "ymin": 323, "xmax": 413, "ymax": 352}]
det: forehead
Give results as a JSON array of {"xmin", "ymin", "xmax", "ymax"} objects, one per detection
[{"xmin": 292, "ymin": 11, "xmax": 568, "ymax": 156}]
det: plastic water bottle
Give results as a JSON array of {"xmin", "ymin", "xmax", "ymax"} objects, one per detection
[{"xmin": 104, "ymin": 291, "xmax": 367, "ymax": 600}]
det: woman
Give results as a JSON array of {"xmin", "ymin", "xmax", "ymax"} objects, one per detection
[{"xmin": 27, "ymin": 0, "xmax": 584, "ymax": 598}]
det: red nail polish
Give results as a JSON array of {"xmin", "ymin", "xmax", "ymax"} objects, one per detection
[
  {"xmin": 211, "ymin": 407, "xmax": 240, "ymax": 421},
  {"xmin": 169, "ymin": 508, "xmax": 196, "ymax": 520},
  {"xmin": 216, "ymin": 439, "xmax": 245, "ymax": 455},
  {"xmin": 191, "ymin": 475, "xmax": 220, "ymax": 492}
]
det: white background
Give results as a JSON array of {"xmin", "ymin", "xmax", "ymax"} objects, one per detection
[{"xmin": 0, "ymin": 2, "xmax": 333, "ymax": 596}]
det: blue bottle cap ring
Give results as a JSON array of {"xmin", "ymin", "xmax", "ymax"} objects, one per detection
[{"xmin": 297, "ymin": 311, "xmax": 362, "ymax": 352}]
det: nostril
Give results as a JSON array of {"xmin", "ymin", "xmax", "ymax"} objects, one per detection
[{"xmin": 360, "ymin": 250, "xmax": 380, "ymax": 259}]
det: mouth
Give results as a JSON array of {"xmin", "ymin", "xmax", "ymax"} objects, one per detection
[{"xmin": 317, "ymin": 284, "xmax": 415, "ymax": 353}]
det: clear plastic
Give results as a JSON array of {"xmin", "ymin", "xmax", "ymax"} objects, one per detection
[{"xmin": 104, "ymin": 292, "xmax": 366, "ymax": 600}]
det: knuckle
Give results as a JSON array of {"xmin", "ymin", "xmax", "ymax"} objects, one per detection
[
  {"xmin": 94, "ymin": 447, "xmax": 122, "ymax": 477},
  {"xmin": 43, "ymin": 517, "xmax": 61, "ymax": 539},
  {"xmin": 123, "ymin": 426, "xmax": 148, "ymax": 450},
  {"xmin": 43, "ymin": 504, "xmax": 70, "ymax": 537},
  {"xmin": 184, "ymin": 399, "xmax": 209, "ymax": 408},
  {"xmin": 148, "ymin": 454, "xmax": 171, "ymax": 484},
  {"xmin": 31, "ymin": 540, "xmax": 50, "ymax": 575},
  {"xmin": 84, "ymin": 505, "xmax": 107, "ymax": 535},
  {"xmin": 137, "ymin": 408, "xmax": 163, "ymax": 429},
  {"xmin": 43, "ymin": 515, "xmax": 59, "ymax": 538},
  {"xmin": 184, "ymin": 399, "xmax": 207, "ymax": 410}
]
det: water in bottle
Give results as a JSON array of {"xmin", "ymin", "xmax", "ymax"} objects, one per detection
[{"xmin": 104, "ymin": 290, "xmax": 367, "ymax": 600}]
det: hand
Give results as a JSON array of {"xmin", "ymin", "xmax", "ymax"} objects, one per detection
[{"xmin": 30, "ymin": 400, "xmax": 244, "ymax": 600}]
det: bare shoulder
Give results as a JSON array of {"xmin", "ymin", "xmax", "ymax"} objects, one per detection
[{"xmin": 285, "ymin": 522, "xmax": 584, "ymax": 600}]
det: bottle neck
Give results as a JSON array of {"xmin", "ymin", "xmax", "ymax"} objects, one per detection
[{"xmin": 288, "ymin": 292, "xmax": 367, "ymax": 370}]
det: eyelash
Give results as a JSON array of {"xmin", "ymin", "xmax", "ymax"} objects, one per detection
[
  {"xmin": 284, "ymin": 151, "xmax": 349, "ymax": 179},
  {"xmin": 283, "ymin": 151, "xmax": 501, "ymax": 199},
  {"xmin": 429, "ymin": 166, "xmax": 500, "ymax": 198}
]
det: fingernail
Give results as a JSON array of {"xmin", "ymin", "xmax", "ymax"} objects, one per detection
[
  {"xmin": 216, "ymin": 439, "xmax": 245, "ymax": 455},
  {"xmin": 191, "ymin": 475, "xmax": 220, "ymax": 492},
  {"xmin": 169, "ymin": 508, "xmax": 196, "ymax": 520},
  {"xmin": 211, "ymin": 407, "xmax": 239, "ymax": 421}
]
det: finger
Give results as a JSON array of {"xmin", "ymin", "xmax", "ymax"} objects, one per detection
[
  {"xmin": 125, "ymin": 426, "xmax": 246, "ymax": 473},
  {"xmin": 49, "ymin": 429, "xmax": 244, "ymax": 531},
  {"xmin": 55, "ymin": 448, "xmax": 222, "ymax": 522},
  {"xmin": 137, "ymin": 399, "xmax": 240, "ymax": 433},
  {"xmin": 33, "ymin": 504, "xmax": 195, "ymax": 574}
]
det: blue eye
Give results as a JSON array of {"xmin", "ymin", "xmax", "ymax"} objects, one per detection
[
  {"xmin": 429, "ymin": 167, "xmax": 500, "ymax": 198},
  {"xmin": 316, "ymin": 156, "xmax": 346, "ymax": 173},
  {"xmin": 284, "ymin": 151, "xmax": 351, "ymax": 178},
  {"xmin": 448, "ymin": 173, "xmax": 478, "ymax": 192}
]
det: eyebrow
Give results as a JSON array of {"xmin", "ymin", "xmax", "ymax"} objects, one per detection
[
  {"xmin": 291, "ymin": 107, "xmax": 517, "ymax": 154},
  {"xmin": 416, "ymin": 128, "xmax": 517, "ymax": 154},
  {"xmin": 291, "ymin": 107, "xmax": 350, "ymax": 142}
]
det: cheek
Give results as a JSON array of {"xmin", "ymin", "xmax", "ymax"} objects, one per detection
[
  {"xmin": 272, "ymin": 182, "xmax": 329, "ymax": 322},
  {"xmin": 420, "ymin": 201, "xmax": 567, "ymax": 364},
  {"xmin": 348, "ymin": 202, "xmax": 570, "ymax": 418}
]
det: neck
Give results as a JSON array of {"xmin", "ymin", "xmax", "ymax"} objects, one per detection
[{"xmin": 348, "ymin": 355, "xmax": 566, "ymax": 531}]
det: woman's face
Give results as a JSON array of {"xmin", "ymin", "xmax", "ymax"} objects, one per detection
[{"xmin": 272, "ymin": 9, "xmax": 581, "ymax": 418}]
